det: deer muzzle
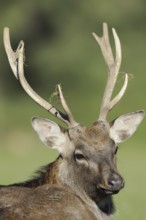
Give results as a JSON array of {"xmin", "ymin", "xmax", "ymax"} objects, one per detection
[{"xmin": 99, "ymin": 173, "xmax": 125, "ymax": 195}]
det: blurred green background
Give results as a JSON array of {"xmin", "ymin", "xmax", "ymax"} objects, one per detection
[{"xmin": 0, "ymin": 1, "xmax": 146, "ymax": 219}]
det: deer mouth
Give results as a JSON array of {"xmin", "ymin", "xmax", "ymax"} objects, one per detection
[
  {"xmin": 98, "ymin": 176, "xmax": 125, "ymax": 195},
  {"xmin": 98, "ymin": 183, "xmax": 123, "ymax": 195},
  {"xmin": 99, "ymin": 187, "xmax": 120, "ymax": 195}
]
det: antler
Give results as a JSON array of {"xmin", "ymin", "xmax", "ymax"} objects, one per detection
[
  {"xmin": 92, "ymin": 23, "xmax": 128, "ymax": 121},
  {"xmin": 3, "ymin": 27, "xmax": 78, "ymax": 128}
]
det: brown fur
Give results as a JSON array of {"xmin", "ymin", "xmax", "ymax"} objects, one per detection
[
  {"xmin": 0, "ymin": 123, "xmax": 119, "ymax": 220},
  {"xmin": 0, "ymin": 185, "xmax": 98, "ymax": 220}
]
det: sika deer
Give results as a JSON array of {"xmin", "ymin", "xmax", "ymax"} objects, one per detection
[{"xmin": 1, "ymin": 23, "xmax": 144, "ymax": 220}]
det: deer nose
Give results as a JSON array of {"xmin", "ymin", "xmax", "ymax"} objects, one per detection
[{"xmin": 108, "ymin": 176, "xmax": 124, "ymax": 193}]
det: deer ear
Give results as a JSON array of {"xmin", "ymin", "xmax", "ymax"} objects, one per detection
[
  {"xmin": 110, "ymin": 111, "xmax": 145, "ymax": 144},
  {"xmin": 31, "ymin": 117, "xmax": 69, "ymax": 154}
]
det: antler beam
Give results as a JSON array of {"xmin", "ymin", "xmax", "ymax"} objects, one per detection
[
  {"xmin": 3, "ymin": 23, "xmax": 128, "ymax": 126},
  {"xmin": 3, "ymin": 27, "xmax": 78, "ymax": 128},
  {"xmin": 92, "ymin": 23, "xmax": 128, "ymax": 121}
]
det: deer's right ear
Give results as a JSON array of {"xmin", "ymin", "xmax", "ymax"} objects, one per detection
[{"xmin": 31, "ymin": 117, "xmax": 70, "ymax": 154}]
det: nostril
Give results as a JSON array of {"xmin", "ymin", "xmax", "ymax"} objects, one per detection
[
  {"xmin": 108, "ymin": 179, "xmax": 117, "ymax": 186},
  {"xmin": 108, "ymin": 179, "xmax": 118, "ymax": 187},
  {"xmin": 108, "ymin": 178, "xmax": 124, "ymax": 189}
]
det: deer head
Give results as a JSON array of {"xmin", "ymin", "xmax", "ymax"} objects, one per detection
[{"xmin": 3, "ymin": 23, "xmax": 144, "ymax": 213}]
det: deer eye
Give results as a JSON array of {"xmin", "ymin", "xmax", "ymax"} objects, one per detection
[
  {"xmin": 74, "ymin": 150, "xmax": 86, "ymax": 162},
  {"xmin": 75, "ymin": 153, "xmax": 85, "ymax": 160}
]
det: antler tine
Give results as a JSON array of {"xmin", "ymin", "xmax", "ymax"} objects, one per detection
[
  {"xmin": 3, "ymin": 27, "xmax": 78, "ymax": 128},
  {"xmin": 56, "ymin": 85, "xmax": 78, "ymax": 127},
  {"xmin": 92, "ymin": 23, "xmax": 128, "ymax": 121},
  {"xmin": 3, "ymin": 27, "xmax": 20, "ymax": 79}
]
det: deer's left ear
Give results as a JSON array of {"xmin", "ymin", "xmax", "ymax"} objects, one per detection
[{"xmin": 110, "ymin": 110, "xmax": 145, "ymax": 143}]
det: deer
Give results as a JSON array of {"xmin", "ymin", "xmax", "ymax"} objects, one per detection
[{"xmin": 1, "ymin": 23, "xmax": 144, "ymax": 220}]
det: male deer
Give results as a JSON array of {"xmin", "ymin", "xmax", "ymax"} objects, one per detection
[{"xmin": 1, "ymin": 23, "xmax": 144, "ymax": 220}]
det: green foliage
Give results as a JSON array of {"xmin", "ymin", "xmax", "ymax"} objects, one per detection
[{"xmin": 0, "ymin": 1, "xmax": 146, "ymax": 220}]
